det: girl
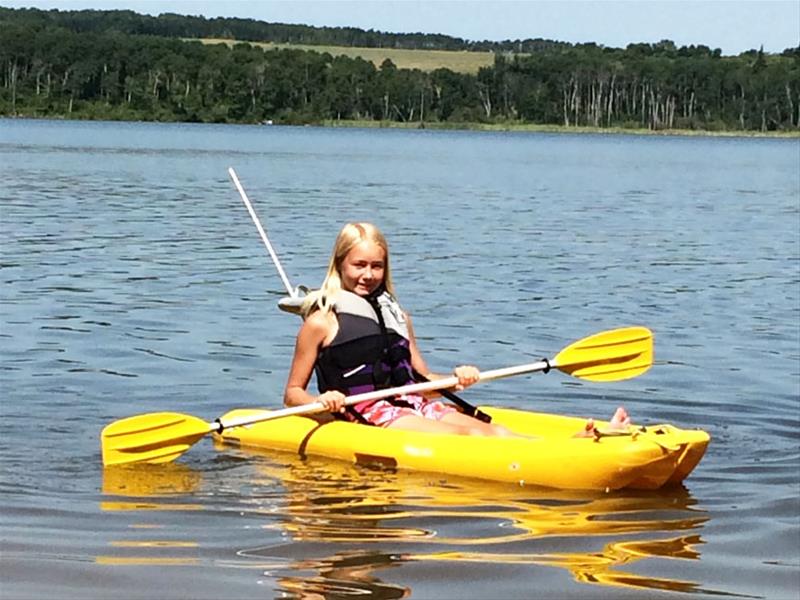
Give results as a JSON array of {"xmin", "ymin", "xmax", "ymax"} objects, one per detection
[{"xmin": 284, "ymin": 222, "xmax": 629, "ymax": 436}]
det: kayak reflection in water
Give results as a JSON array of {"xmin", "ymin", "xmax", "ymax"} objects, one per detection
[{"xmin": 283, "ymin": 222, "xmax": 628, "ymax": 437}]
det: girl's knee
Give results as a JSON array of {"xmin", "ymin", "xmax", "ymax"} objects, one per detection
[
  {"xmin": 466, "ymin": 423, "xmax": 500, "ymax": 437},
  {"xmin": 491, "ymin": 425, "xmax": 516, "ymax": 437}
]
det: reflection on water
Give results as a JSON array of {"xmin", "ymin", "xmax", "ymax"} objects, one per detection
[
  {"xmin": 102, "ymin": 463, "xmax": 204, "ymax": 496},
  {"xmin": 101, "ymin": 464, "xmax": 204, "ymax": 512},
  {"xmin": 97, "ymin": 454, "xmax": 752, "ymax": 598},
  {"xmin": 254, "ymin": 460, "xmax": 708, "ymax": 544},
  {"xmin": 276, "ymin": 551, "xmax": 410, "ymax": 600},
  {"xmin": 408, "ymin": 536, "xmax": 706, "ymax": 594},
  {"xmin": 98, "ymin": 464, "xmax": 205, "ymax": 565}
]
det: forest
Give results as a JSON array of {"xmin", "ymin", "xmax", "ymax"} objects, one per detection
[{"xmin": 1, "ymin": 7, "xmax": 798, "ymax": 132}]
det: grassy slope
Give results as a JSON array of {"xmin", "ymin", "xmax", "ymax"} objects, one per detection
[{"xmin": 196, "ymin": 38, "xmax": 495, "ymax": 73}]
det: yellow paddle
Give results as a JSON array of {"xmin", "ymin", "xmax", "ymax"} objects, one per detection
[{"xmin": 100, "ymin": 326, "xmax": 653, "ymax": 466}]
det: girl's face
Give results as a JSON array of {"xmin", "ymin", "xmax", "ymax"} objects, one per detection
[{"xmin": 340, "ymin": 240, "xmax": 385, "ymax": 296}]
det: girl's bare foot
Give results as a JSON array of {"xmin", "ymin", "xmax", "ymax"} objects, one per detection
[
  {"xmin": 574, "ymin": 406, "xmax": 630, "ymax": 437},
  {"xmin": 608, "ymin": 406, "xmax": 631, "ymax": 431}
]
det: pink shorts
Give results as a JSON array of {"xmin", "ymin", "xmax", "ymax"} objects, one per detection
[{"xmin": 353, "ymin": 394, "xmax": 457, "ymax": 428}]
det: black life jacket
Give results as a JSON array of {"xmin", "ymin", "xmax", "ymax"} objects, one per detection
[
  {"xmin": 313, "ymin": 287, "xmax": 491, "ymax": 424},
  {"xmin": 315, "ymin": 288, "xmax": 415, "ymax": 404}
]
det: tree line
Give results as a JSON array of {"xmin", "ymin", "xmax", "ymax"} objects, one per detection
[
  {"xmin": 1, "ymin": 7, "xmax": 798, "ymax": 131},
  {"xmin": 0, "ymin": 7, "xmax": 585, "ymax": 53}
]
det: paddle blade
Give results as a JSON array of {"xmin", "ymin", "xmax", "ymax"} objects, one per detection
[
  {"xmin": 553, "ymin": 327, "xmax": 653, "ymax": 382},
  {"xmin": 101, "ymin": 412, "xmax": 212, "ymax": 467}
]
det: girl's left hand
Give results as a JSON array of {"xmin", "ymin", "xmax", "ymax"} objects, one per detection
[{"xmin": 453, "ymin": 365, "xmax": 480, "ymax": 390}]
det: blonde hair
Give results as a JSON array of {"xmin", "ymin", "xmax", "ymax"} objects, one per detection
[{"xmin": 302, "ymin": 222, "xmax": 395, "ymax": 315}]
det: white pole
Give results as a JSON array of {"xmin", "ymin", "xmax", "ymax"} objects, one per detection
[{"xmin": 228, "ymin": 167, "xmax": 298, "ymax": 298}]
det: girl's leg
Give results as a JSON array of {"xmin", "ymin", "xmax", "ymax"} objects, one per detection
[
  {"xmin": 388, "ymin": 405, "xmax": 633, "ymax": 438},
  {"xmin": 387, "ymin": 414, "xmax": 477, "ymax": 435},
  {"xmin": 387, "ymin": 411, "xmax": 515, "ymax": 437},
  {"xmin": 440, "ymin": 411, "xmax": 517, "ymax": 437}
]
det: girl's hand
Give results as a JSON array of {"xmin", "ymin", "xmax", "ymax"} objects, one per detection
[
  {"xmin": 318, "ymin": 390, "xmax": 346, "ymax": 413},
  {"xmin": 453, "ymin": 365, "xmax": 480, "ymax": 391}
]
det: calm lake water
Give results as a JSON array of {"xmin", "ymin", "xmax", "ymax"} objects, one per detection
[{"xmin": 0, "ymin": 119, "xmax": 798, "ymax": 599}]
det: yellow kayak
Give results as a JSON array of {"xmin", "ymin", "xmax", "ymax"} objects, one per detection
[{"xmin": 213, "ymin": 406, "xmax": 709, "ymax": 491}]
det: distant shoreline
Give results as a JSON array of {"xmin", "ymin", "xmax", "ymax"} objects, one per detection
[
  {"xmin": 3, "ymin": 114, "xmax": 798, "ymax": 139},
  {"xmin": 321, "ymin": 119, "xmax": 800, "ymax": 139}
]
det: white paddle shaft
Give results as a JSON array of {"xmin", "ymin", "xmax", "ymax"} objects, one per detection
[
  {"xmin": 228, "ymin": 167, "xmax": 297, "ymax": 298},
  {"xmin": 216, "ymin": 359, "xmax": 550, "ymax": 430}
]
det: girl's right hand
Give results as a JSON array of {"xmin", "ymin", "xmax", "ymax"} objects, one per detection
[
  {"xmin": 453, "ymin": 364, "xmax": 480, "ymax": 390},
  {"xmin": 318, "ymin": 390, "xmax": 346, "ymax": 413}
]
